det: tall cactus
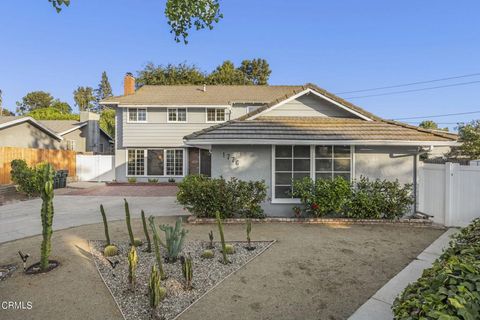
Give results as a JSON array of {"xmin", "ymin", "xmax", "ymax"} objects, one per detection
[
  {"xmin": 100, "ymin": 204, "xmax": 111, "ymax": 246},
  {"xmin": 216, "ymin": 211, "xmax": 229, "ymax": 264},
  {"xmin": 246, "ymin": 219, "xmax": 252, "ymax": 249},
  {"xmin": 39, "ymin": 163, "xmax": 55, "ymax": 271},
  {"xmin": 148, "ymin": 265, "xmax": 166, "ymax": 315},
  {"xmin": 141, "ymin": 210, "xmax": 152, "ymax": 252},
  {"xmin": 128, "ymin": 246, "xmax": 138, "ymax": 292},
  {"xmin": 124, "ymin": 198, "xmax": 135, "ymax": 246},
  {"xmin": 208, "ymin": 230, "xmax": 214, "ymax": 249},
  {"xmin": 148, "ymin": 216, "xmax": 166, "ymax": 280},
  {"xmin": 181, "ymin": 253, "xmax": 193, "ymax": 290},
  {"xmin": 159, "ymin": 218, "xmax": 188, "ymax": 262}
]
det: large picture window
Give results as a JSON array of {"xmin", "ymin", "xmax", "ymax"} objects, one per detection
[{"xmin": 127, "ymin": 149, "xmax": 184, "ymax": 176}]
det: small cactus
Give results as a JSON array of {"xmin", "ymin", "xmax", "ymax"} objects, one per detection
[
  {"xmin": 133, "ymin": 238, "xmax": 143, "ymax": 247},
  {"xmin": 128, "ymin": 246, "xmax": 138, "ymax": 292},
  {"xmin": 104, "ymin": 245, "xmax": 119, "ymax": 257},
  {"xmin": 224, "ymin": 244, "xmax": 235, "ymax": 254},
  {"xmin": 141, "ymin": 210, "xmax": 152, "ymax": 252},
  {"xmin": 208, "ymin": 230, "xmax": 214, "ymax": 249},
  {"xmin": 124, "ymin": 199, "xmax": 135, "ymax": 246},
  {"xmin": 148, "ymin": 265, "xmax": 166, "ymax": 315},
  {"xmin": 181, "ymin": 253, "xmax": 193, "ymax": 290},
  {"xmin": 215, "ymin": 211, "xmax": 230, "ymax": 264},
  {"xmin": 201, "ymin": 249, "xmax": 214, "ymax": 259},
  {"xmin": 100, "ymin": 204, "xmax": 111, "ymax": 246}
]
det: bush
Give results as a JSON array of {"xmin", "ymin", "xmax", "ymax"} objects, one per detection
[
  {"xmin": 127, "ymin": 177, "xmax": 137, "ymax": 183},
  {"xmin": 10, "ymin": 160, "xmax": 55, "ymax": 197},
  {"xmin": 177, "ymin": 175, "xmax": 267, "ymax": 219},
  {"xmin": 292, "ymin": 176, "xmax": 352, "ymax": 217},
  {"xmin": 392, "ymin": 218, "xmax": 480, "ymax": 319}
]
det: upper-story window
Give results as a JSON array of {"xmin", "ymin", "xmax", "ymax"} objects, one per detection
[
  {"xmin": 128, "ymin": 108, "xmax": 147, "ymax": 122},
  {"xmin": 167, "ymin": 108, "xmax": 187, "ymax": 122},
  {"xmin": 206, "ymin": 108, "xmax": 226, "ymax": 123}
]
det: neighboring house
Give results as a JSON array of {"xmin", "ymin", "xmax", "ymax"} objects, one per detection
[
  {"xmin": 0, "ymin": 112, "xmax": 114, "ymax": 154},
  {"xmin": 103, "ymin": 74, "xmax": 458, "ymax": 216}
]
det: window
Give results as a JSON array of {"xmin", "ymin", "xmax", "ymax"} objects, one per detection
[
  {"xmin": 206, "ymin": 108, "xmax": 226, "ymax": 122},
  {"xmin": 128, "ymin": 108, "xmax": 147, "ymax": 122},
  {"xmin": 127, "ymin": 149, "xmax": 184, "ymax": 176},
  {"xmin": 315, "ymin": 145, "xmax": 351, "ymax": 181},
  {"xmin": 166, "ymin": 149, "xmax": 184, "ymax": 176},
  {"xmin": 127, "ymin": 149, "xmax": 145, "ymax": 176},
  {"xmin": 168, "ymin": 108, "xmax": 187, "ymax": 122},
  {"xmin": 147, "ymin": 150, "xmax": 164, "ymax": 175},
  {"xmin": 66, "ymin": 139, "xmax": 76, "ymax": 151},
  {"xmin": 274, "ymin": 145, "xmax": 311, "ymax": 199}
]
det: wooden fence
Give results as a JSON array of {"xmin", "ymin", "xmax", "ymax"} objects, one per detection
[{"xmin": 0, "ymin": 147, "xmax": 76, "ymax": 184}]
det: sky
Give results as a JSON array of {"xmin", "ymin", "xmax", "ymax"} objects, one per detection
[{"xmin": 1, "ymin": 0, "xmax": 480, "ymax": 130}]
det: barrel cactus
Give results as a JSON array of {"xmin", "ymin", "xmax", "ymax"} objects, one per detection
[
  {"xmin": 104, "ymin": 245, "xmax": 118, "ymax": 257},
  {"xmin": 201, "ymin": 249, "xmax": 214, "ymax": 259},
  {"xmin": 224, "ymin": 244, "xmax": 235, "ymax": 254},
  {"xmin": 39, "ymin": 163, "xmax": 55, "ymax": 271}
]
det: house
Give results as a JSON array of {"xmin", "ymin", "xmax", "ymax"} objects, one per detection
[
  {"xmin": 102, "ymin": 74, "xmax": 458, "ymax": 216},
  {"xmin": 0, "ymin": 112, "xmax": 114, "ymax": 154}
]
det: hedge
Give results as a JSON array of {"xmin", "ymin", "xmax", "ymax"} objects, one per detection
[{"xmin": 392, "ymin": 218, "xmax": 480, "ymax": 320}]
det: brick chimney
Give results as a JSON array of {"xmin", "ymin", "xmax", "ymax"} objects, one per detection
[{"xmin": 124, "ymin": 72, "xmax": 135, "ymax": 95}]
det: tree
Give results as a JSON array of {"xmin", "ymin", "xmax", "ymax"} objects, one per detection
[
  {"xmin": 73, "ymin": 86, "xmax": 95, "ymax": 111},
  {"xmin": 16, "ymin": 91, "xmax": 54, "ymax": 114},
  {"xmin": 238, "ymin": 59, "xmax": 271, "ymax": 85},
  {"xmin": 137, "ymin": 62, "xmax": 206, "ymax": 86},
  {"xmin": 456, "ymin": 120, "xmax": 480, "ymax": 159},
  {"xmin": 99, "ymin": 108, "xmax": 116, "ymax": 138},
  {"xmin": 51, "ymin": 100, "xmax": 72, "ymax": 113},
  {"xmin": 27, "ymin": 107, "xmax": 79, "ymax": 120},
  {"xmin": 94, "ymin": 71, "xmax": 113, "ymax": 112},
  {"xmin": 207, "ymin": 61, "xmax": 249, "ymax": 85},
  {"xmin": 418, "ymin": 120, "xmax": 449, "ymax": 132},
  {"xmin": 0, "ymin": 89, "xmax": 11, "ymax": 115},
  {"xmin": 49, "ymin": 0, "xmax": 222, "ymax": 44}
]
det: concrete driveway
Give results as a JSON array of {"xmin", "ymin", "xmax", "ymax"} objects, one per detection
[{"xmin": 0, "ymin": 193, "xmax": 186, "ymax": 244}]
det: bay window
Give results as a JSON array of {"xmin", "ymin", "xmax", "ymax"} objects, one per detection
[{"xmin": 127, "ymin": 149, "xmax": 184, "ymax": 176}]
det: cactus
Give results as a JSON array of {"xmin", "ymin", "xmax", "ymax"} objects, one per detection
[
  {"xmin": 141, "ymin": 210, "xmax": 152, "ymax": 252},
  {"xmin": 181, "ymin": 253, "xmax": 193, "ymax": 290},
  {"xmin": 246, "ymin": 219, "xmax": 252, "ymax": 249},
  {"xmin": 159, "ymin": 218, "xmax": 188, "ymax": 262},
  {"xmin": 201, "ymin": 249, "xmax": 214, "ymax": 259},
  {"xmin": 128, "ymin": 246, "xmax": 138, "ymax": 292},
  {"xmin": 100, "ymin": 204, "xmax": 111, "ymax": 246},
  {"xmin": 124, "ymin": 199, "xmax": 135, "ymax": 246},
  {"xmin": 208, "ymin": 230, "xmax": 214, "ymax": 249},
  {"xmin": 224, "ymin": 244, "xmax": 235, "ymax": 254},
  {"xmin": 148, "ymin": 265, "xmax": 166, "ymax": 315},
  {"xmin": 215, "ymin": 211, "xmax": 229, "ymax": 264},
  {"xmin": 39, "ymin": 163, "xmax": 55, "ymax": 271},
  {"xmin": 104, "ymin": 245, "xmax": 119, "ymax": 257},
  {"xmin": 148, "ymin": 216, "xmax": 166, "ymax": 280},
  {"xmin": 133, "ymin": 238, "xmax": 143, "ymax": 247}
]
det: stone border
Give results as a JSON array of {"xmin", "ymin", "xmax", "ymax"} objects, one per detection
[{"xmin": 187, "ymin": 216, "xmax": 434, "ymax": 227}]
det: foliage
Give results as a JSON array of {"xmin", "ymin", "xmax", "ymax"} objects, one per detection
[
  {"xmin": 98, "ymin": 108, "xmax": 115, "ymax": 138},
  {"xmin": 165, "ymin": 0, "xmax": 223, "ymax": 44},
  {"xmin": 38, "ymin": 163, "xmax": 55, "ymax": 271},
  {"xmin": 28, "ymin": 107, "xmax": 79, "ymax": 120},
  {"xmin": 177, "ymin": 175, "xmax": 267, "ymax": 219},
  {"xmin": 201, "ymin": 249, "xmax": 214, "ymax": 259},
  {"xmin": 207, "ymin": 60, "xmax": 249, "ymax": 85},
  {"xmin": 246, "ymin": 219, "xmax": 252, "ymax": 248},
  {"xmin": 48, "ymin": 0, "xmax": 70, "ymax": 13},
  {"xmin": 94, "ymin": 71, "xmax": 113, "ymax": 112},
  {"xmin": 148, "ymin": 265, "xmax": 166, "ymax": 312},
  {"xmin": 16, "ymin": 91, "xmax": 54, "ymax": 114},
  {"xmin": 216, "ymin": 211, "xmax": 229, "ymax": 264},
  {"xmin": 224, "ymin": 244, "xmax": 235, "ymax": 254},
  {"xmin": 73, "ymin": 86, "xmax": 95, "ymax": 111},
  {"xmin": 103, "ymin": 245, "xmax": 118, "ymax": 257},
  {"xmin": 137, "ymin": 62, "xmax": 205, "ymax": 86},
  {"xmin": 292, "ymin": 177, "xmax": 352, "ymax": 217},
  {"xmin": 50, "ymin": 100, "xmax": 72, "ymax": 113},
  {"xmin": 418, "ymin": 120, "xmax": 449, "ymax": 132},
  {"xmin": 148, "ymin": 216, "xmax": 167, "ymax": 280},
  {"xmin": 238, "ymin": 59, "xmax": 272, "ymax": 85},
  {"xmin": 141, "ymin": 210, "xmax": 152, "ymax": 253},
  {"xmin": 128, "ymin": 246, "xmax": 138, "ymax": 291},
  {"xmin": 10, "ymin": 159, "xmax": 40, "ymax": 197},
  {"xmin": 148, "ymin": 178, "xmax": 159, "ymax": 184},
  {"xmin": 159, "ymin": 218, "xmax": 188, "ymax": 262},
  {"xmin": 127, "ymin": 177, "xmax": 137, "ymax": 183},
  {"xmin": 181, "ymin": 253, "xmax": 193, "ymax": 289},
  {"xmin": 168, "ymin": 178, "xmax": 176, "ymax": 183},
  {"xmin": 100, "ymin": 204, "xmax": 111, "ymax": 246},
  {"xmin": 124, "ymin": 199, "xmax": 136, "ymax": 246},
  {"xmin": 393, "ymin": 218, "xmax": 480, "ymax": 319},
  {"xmin": 456, "ymin": 120, "xmax": 480, "ymax": 159}
]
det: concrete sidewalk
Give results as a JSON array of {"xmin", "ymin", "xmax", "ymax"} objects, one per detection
[
  {"xmin": 348, "ymin": 228, "xmax": 459, "ymax": 320},
  {"xmin": 0, "ymin": 195, "xmax": 186, "ymax": 243}
]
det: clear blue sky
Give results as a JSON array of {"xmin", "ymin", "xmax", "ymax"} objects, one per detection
[{"xmin": 1, "ymin": 0, "xmax": 479, "ymax": 130}]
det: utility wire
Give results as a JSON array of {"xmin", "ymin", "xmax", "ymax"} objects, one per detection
[
  {"xmin": 344, "ymin": 80, "xmax": 480, "ymax": 99},
  {"xmin": 336, "ymin": 72, "xmax": 480, "ymax": 94},
  {"xmin": 393, "ymin": 110, "xmax": 480, "ymax": 120}
]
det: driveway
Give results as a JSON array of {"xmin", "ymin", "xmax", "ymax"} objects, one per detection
[{"xmin": 0, "ymin": 183, "xmax": 186, "ymax": 244}]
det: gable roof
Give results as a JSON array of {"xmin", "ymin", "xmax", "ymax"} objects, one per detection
[
  {"xmin": 38, "ymin": 120, "xmax": 87, "ymax": 135},
  {"xmin": 0, "ymin": 116, "xmax": 64, "ymax": 140}
]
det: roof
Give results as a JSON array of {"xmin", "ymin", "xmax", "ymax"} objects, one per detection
[
  {"xmin": 0, "ymin": 116, "xmax": 64, "ymax": 140},
  {"xmin": 101, "ymin": 85, "xmax": 305, "ymax": 105},
  {"xmin": 38, "ymin": 120, "xmax": 87, "ymax": 135}
]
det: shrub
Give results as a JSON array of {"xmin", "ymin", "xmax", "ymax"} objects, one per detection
[
  {"xmin": 148, "ymin": 178, "xmax": 159, "ymax": 184},
  {"xmin": 292, "ymin": 176, "xmax": 352, "ymax": 217},
  {"xmin": 127, "ymin": 177, "xmax": 137, "ymax": 183},
  {"xmin": 10, "ymin": 159, "xmax": 40, "ymax": 197},
  {"xmin": 392, "ymin": 218, "xmax": 480, "ymax": 319},
  {"xmin": 177, "ymin": 175, "xmax": 267, "ymax": 218}
]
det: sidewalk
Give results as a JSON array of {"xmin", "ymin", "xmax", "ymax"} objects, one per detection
[{"xmin": 348, "ymin": 228, "xmax": 459, "ymax": 320}]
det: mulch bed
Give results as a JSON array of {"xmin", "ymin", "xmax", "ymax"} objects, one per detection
[{"xmin": 90, "ymin": 240, "xmax": 275, "ymax": 320}]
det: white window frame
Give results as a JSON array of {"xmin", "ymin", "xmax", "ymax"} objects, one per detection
[
  {"xmin": 205, "ymin": 107, "xmax": 226, "ymax": 123},
  {"xmin": 126, "ymin": 148, "xmax": 186, "ymax": 178},
  {"xmin": 167, "ymin": 108, "xmax": 188, "ymax": 123},
  {"xmin": 66, "ymin": 139, "xmax": 76, "ymax": 151},
  {"xmin": 271, "ymin": 145, "xmax": 354, "ymax": 204},
  {"xmin": 127, "ymin": 108, "xmax": 148, "ymax": 123}
]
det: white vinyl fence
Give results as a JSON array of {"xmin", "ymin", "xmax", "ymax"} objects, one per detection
[
  {"xmin": 76, "ymin": 155, "xmax": 115, "ymax": 182},
  {"xmin": 418, "ymin": 162, "xmax": 480, "ymax": 227}
]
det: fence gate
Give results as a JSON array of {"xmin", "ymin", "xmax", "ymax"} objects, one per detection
[
  {"xmin": 418, "ymin": 162, "xmax": 480, "ymax": 227},
  {"xmin": 76, "ymin": 155, "xmax": 114, "ymax": 182}
]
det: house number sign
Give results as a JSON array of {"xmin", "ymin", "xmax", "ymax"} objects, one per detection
[{"xmin": 222, "ymin": 152, "xmax": 240, "ymax": 166}]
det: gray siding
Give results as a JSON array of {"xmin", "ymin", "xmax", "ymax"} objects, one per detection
[
  {"xmin": 0, "ymin": 122, "xmax": 63, "ymax": 149},
  {"xmin": 264, "ymin": 94, "xmax": 358, "ymax": 118},
  {"xmin": 61, "ymin": 127, "xmax": 86, "ymax": 152}
]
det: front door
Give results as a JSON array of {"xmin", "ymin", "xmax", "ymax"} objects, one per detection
[{"xmin": 200, "ymin": 149, "xmax": 211, "ymax": 177}]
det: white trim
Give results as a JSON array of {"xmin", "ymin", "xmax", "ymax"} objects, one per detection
[
  {"xmin": 167, "ymin": 108, "xmax": 188, "ymax": 123},
  {"xmin": 125, "ymin": 147, "xmax": 186, "ymax": 178},
  {"xmin": 58, "ymin": 122, "xmax": 88, "ymax": 136},
  {"xmin": 248, "ymin": 88, "xmax": 372, "ymax": 121},
  {"xmin": 185, "ymin": 139, "xmax": 459, "ymax": 147},
  {"xmin": 126, "ymin": 108, "xmax": 148, "ymax": 123},
  {"xmin": 205, "ymin": 107, "xmax": 226, "ymax": 123},
  {"xmin": 117, "ymin": 104, "xmax": 231, "ymax": 109},
  {"xmin": 0, "ymin": 117, "xmax": 64, "ymax": 140}
]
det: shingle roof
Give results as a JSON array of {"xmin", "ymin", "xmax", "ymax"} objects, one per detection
[
  {"xmin": 0, "ymin": 116, "xmax": 23, "ymax": 124},
  {"xmin": 37, "ymin": 120, "xmax": 86, "ymax": 134},
  {"xmin": 101, "ymin": 85, "xmax": 305, "ymax": 105},
  {"xmin": 185, "ymin": 117, "xmax": 458, "ymax": 143}
]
